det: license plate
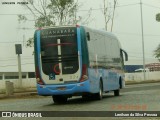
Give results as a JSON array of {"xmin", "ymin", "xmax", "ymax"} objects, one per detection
[{"xmin": 57, "ymin": 87, "xmax": 66, "ymax": 90}]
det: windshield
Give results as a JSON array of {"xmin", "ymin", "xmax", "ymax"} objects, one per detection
[{"xmin": 40, "ymin": 27, "xmax": 79, "ymax": 75}]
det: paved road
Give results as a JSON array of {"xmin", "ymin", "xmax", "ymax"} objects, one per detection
[
  {"xmin": 0, "ymin": 82, "xmax": 159, "ymax": 111},
  {"xmin": 0, "ymin": 82, "xmax": 160, "ymax": 119}
]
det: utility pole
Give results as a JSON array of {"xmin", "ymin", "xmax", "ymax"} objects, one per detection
[
  {"xmin": 103, "ymin": 0, "xmax": 107, "ymax": 31},
  {"xmin": 15, "ymin": 44, "xmax": 22, "ymax": 88},
  {"xmin": 111, "ymin": 0, "xmax": 117, "ymax": 32},
  {"xmin": 140, "ymin": 0, "xmax": 146, "ymax": 80}
]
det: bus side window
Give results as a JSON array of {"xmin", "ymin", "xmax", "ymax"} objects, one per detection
[{"xmin": 86, "ymin": 32, "xmax": 90, "ymax": 41}]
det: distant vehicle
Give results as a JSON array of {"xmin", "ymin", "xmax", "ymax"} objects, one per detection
[
  {"xmin": 34, "ymin": 25, "xmax": 128, "ymax": 103},
  {"xmin": 135, "ymin": 68, "xmax": 150, "ymax": 72}
]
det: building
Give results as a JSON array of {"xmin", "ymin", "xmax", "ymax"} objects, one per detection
[{"xmin": 146, "ymin": 63, "xmax": 160, "ymax": 71}]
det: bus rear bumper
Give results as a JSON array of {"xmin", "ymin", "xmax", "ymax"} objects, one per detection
[{"xmin": 37, "ymin": 80, "xmax": 91, "ymax": 96}]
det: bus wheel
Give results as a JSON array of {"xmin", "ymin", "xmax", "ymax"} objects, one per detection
[
  {"xmin": 114, "ymin": 89, "xmax": 120, "ymax": 96},
  {"xmin": 82, "ymin": 95, "xmax": 89, "ymax": 100},
  {"xmin": 94, "ymin": 81, "xmax": 103, "ymax": 100},
  {"xmin": 114, "ymin": 78, "xmax": 121, "ymax": 96},
  {"xmin": 52, "ymin": 95, "xmax": 67, "ymax": 104}
]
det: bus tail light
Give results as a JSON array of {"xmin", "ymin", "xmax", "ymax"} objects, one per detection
[
  {"xmin": 76, "ymin": 24, "xmax": 80, "ymax": 28},
  {"xmin": 36, "ymin": 67, "xmax": 44, "ymax": 85},
  {"xmin": 80, "ymin": 64, "xmax": 88, "ymax": 82}
]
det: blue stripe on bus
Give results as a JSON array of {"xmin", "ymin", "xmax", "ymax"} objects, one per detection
[
  {"xmin": 77, "ymin": 27, "xmax": 81, "ymax": 54},
  {"xmin": 37, "ymin": 31, "xmax": 41, "ymax": 68},
  {"xmin": 77, "ymin": 27, "xmax": 82, "ymax": 81},
  {"xmin": 37, "ymin": 31, "xmax": 45, "ymax": 83}
]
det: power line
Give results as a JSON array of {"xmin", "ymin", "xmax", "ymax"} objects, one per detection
[
  {"xmin": 143, "ymin": 3, "xmax": 160, "ymax": 9},
  {"xmin": 0, "ymin": 57, "xmax": 34, "ymax": 62},
  {"xmin": 127, "ymin": 50, "xmax": 154, "ymax": 54},
  {"xmin": 0, "ymin": 3, "xmax": 140, "ymax": 16},
  {"xmin": 0, "ymin": 2, "xmax": 159, "ymax": 16},
  {"xmin": 17, "ymin": 27, "xmax": 36, "ymax": 30},
  {"xmin": 0, "ymin": 56, "xmax": 34, "ymax": 60},
  {"xmin": 116, "ymin": 3, "xmax": 139, "ymax": 8},
  {"xmin": 0, "ymin": 41, "xmax": 24, "ymax": 43},
  {"xmin": 113, "ymin": 32, "xmax": 160, "ymax": 37},
  {"xmin": 78, "ymin": 3, "xmax": 140, "ymax": 11},
  {"xmin": 0, "ymin": 13, "xmax": 38, "ymax": 16},
  {"xmin": 0, "ymin": 63, "xmax": 34, "ymax": 68},
  {"xmin": 0, "ymin": 30, "xmax": 160, "ymax": 44},
  {"xmin": 129, "ymin": 55, "xmax": 155, "ymax": 59}
]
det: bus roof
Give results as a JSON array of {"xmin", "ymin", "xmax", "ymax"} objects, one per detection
[
  {"xmin": 35, "ymin": 25, "xmax": 121, "ymax": 47},
  {"xmin": 82, "ymin": 26, "xmax": 118, "ymax": 40}
]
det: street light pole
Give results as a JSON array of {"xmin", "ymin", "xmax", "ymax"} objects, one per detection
[
  {"xmin": 140, "ymin": 0, "xmax": 146, "ymax": 80},
  {"xmin": 17, "ymin": 54, "xmax": 22, "ymax": 88},
  {"xmin": 15, "ymin": 44, "xmax": 22, "ymax": 88}
]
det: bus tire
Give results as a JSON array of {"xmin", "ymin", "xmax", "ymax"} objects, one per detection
[
  {"xmin": 114, "ymin": 89, "xmax": 120, "ymax": 96},
  {"xmin": 94, "ymin": 81, "xmax": 103, "ymax": 100},
  {"xmin": 114, "ymin": 78, "xmax": 121, "ymax": 96},
  {"xmin": 119, "ymin": 77, "xmax": 122, "ymax": 89},
  {"xmin": 82, "ymin": 94, "xmax": 90, "ymax": 100},
  {"xmin": 52, "ymin": 95, "xmax": 67, "ymax": 104}
]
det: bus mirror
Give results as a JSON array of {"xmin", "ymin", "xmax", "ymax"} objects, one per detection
[
  {"xmin": 123, "ymin": 49, "xmax": 128, "ymax": 61},
  {"xmin": 125, "ymin": 54, "xmax": 128, "ymax": 61},
  {"xmin": 86, "ymin": 32, "xmax": 90, "ymax": 41},
  {"xmin": 124, "ymin": 51, "xmax": 128, "ymax": 61},
  {"xmin": 121, "ymin": 49, "xmax": 128, "ymax": 61}
]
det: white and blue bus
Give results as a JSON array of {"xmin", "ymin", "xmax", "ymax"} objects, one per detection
[{"xmin": 34, "ymin": 25, "xmax": 128, "ymax": 103}]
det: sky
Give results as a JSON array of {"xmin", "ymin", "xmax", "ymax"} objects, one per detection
[{"xmin": 0, "ymin": 0, "xmax": 160, "ymax": 71}]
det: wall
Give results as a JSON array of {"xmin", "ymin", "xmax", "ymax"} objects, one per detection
[
  {"xmin": 0, "ymin": 71, "xmax": 160, "ymax": 92},
  {"xmin": 0, "ymin": 78, "xmax": 36, "ymax": 90},
  {"xmin": 125, "ymin": 71, "xmax": 160, "ymax": 81}
]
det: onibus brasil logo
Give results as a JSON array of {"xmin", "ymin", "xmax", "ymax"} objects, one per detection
[{"xmin": 2, "ymin": 112, "xmax": 42, "ymax": 118}]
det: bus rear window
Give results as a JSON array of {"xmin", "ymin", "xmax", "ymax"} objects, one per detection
[{"xmin": 40, "ymin": 27, "xmax": 79, "ymax": 75}]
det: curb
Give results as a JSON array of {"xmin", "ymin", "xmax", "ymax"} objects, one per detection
[
  {"xmin": 126, "ymin": 80, "xmax": 160, "ymax": 85},
  {"xmin": 0, "ymin": 92, "xmax": 38, "ymax": 99}
]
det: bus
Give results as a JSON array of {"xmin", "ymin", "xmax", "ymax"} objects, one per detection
[{"xmin": 34, "ymin": 25, "xmax": 128, "ymax": 103}]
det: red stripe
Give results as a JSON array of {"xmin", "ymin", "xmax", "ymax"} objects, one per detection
[{"xmin": 46, "ymin": 43, "xmax": 74, "ymax": 47}]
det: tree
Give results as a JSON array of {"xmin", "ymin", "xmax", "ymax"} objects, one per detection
[
  {"xmin": 18, "ymin": 0, "xmax": 92, "ymax": 47},
  {"xmin": 154, "ymin": 44, "xmax": 160, "ymax": 61},
  {"xmin": 156, "ymin": 13, "xmax": 160, "ymax": 22},
  {"xmin": 18, "ymin": 0, "xmax": 79, "ymax": 27},
  {"xmin": 47, "ymin": 0, "xmax": 79, "ymax": 25},
  {"xmin": 103, "ymin": 0, "xmax": 117, "ymax": 31},
  {"xmin": 155, "ymin": 12, "xmax": 160, "ymax": 61},
  {"xmin": 103, "ymin": 0, "xmax": 111, "ymax": 31}
]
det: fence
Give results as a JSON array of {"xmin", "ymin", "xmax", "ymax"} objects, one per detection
[
  {"xmin": 0, "ymin": 71, "xmax": 160, "ymax": 93},
  {"xmin": 125, "ymin": 71, "xmax": 160, "ymax": 81}
]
